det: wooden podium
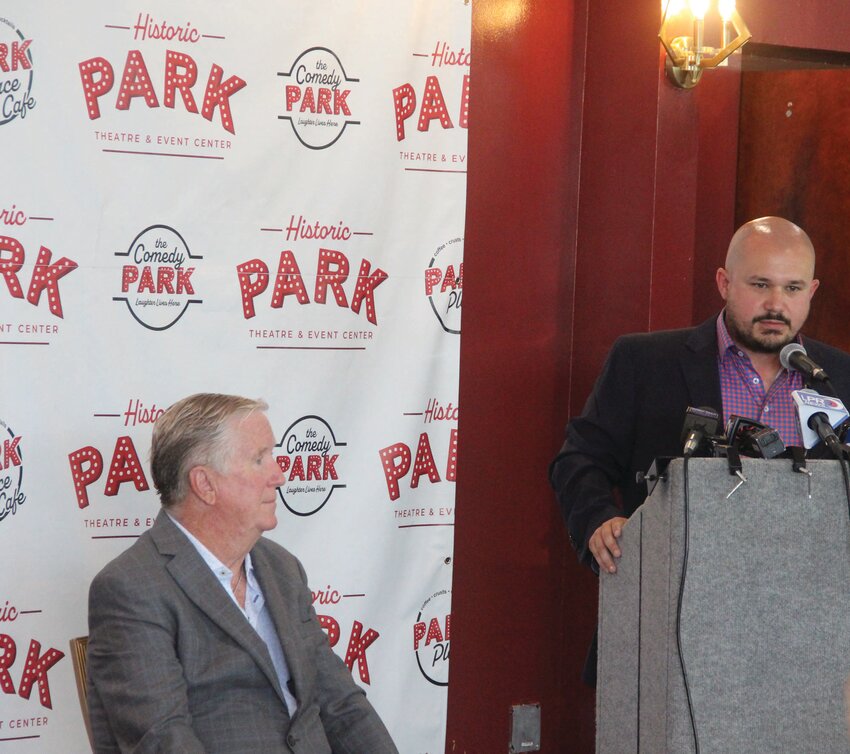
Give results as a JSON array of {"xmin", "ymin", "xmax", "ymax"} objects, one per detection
[{"xmin": 597, "ymin": 458, "xmax": 850, "ymax": 753}]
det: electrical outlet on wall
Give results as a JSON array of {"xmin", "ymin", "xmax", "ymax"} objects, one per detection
[{"xmin": 510, "ymin": 703, "xmax": 541, "ymax": 753}]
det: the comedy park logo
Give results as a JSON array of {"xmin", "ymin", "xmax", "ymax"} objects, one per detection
[
  {"xmin": 113, "ymin": 224, "xmax": 202, "ymax": 330},
  {"xmin": 0, "ymin": 18, "xmax": 36, "ymax": 126},
  {"xmin": 414, "ymin": 589, "xmax": 451, "ymax": 686},
  {"xmin": 278, "ymin": 47, "xmax": 359, "ymax": 149},
  {"xmin": 0, "ymin": 419, "xmax": 25, "ymax": 525},
  {"xmin": 425, "ymin": 236, "xmax": 463, "ymax": 334},
  {"xmin": 275, "ymin": 415, "xmax": 346, "ymax": 516}
]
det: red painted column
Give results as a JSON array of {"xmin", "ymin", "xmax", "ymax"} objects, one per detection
[{"xmin": 446, "ymin": 0, "xmax": 593, "ymax": 751}]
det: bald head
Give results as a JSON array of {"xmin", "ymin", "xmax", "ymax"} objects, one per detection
[
  {"xmin": 725, "ymin": 216, "xmax": 816, "ymax": 278},
  {"xmin": 716, "ymin": 216, "xmax": 819, "ymax": 357}
]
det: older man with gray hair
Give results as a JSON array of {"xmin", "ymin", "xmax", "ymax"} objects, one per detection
[{"xmin": 87, "ymin": 393, "xmax": 398, "ymax": 754}]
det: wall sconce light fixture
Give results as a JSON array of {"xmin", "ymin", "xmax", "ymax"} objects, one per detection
[{"xmin": 659, "ymin": 0, "xmax": 752, "ymax": 89}]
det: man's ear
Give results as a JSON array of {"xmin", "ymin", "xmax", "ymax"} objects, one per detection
[
  {"xmin": 716, "ymin": 267, "xmax": 730, "ymax": 301},
  {"xmin": 188, "ymin": 466, "xmax": 217, "ymax": 506}
]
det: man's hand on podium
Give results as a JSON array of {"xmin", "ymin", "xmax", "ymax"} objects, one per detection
[{"xmin": 590, "ymin": 517, "xmax": 628, "ymax": 574}]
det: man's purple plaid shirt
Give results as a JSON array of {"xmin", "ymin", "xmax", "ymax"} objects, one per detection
[{"xmin": 716, "ymin": 314, "xmax": 804, "ymax": 447}]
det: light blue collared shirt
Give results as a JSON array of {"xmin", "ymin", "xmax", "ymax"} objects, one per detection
[{"xmin": 167, "ymin": 514, "xmax": 298, "ymax": 716}]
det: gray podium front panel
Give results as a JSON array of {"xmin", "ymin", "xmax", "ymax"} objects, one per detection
[{"xmin": 597, "ymin": 458, "xmax": 850, "ymax": 753}]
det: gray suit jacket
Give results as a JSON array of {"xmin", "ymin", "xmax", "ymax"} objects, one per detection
[{"xmin": 87, "ymin": 510, "xmax": 398, "ymax": 754}]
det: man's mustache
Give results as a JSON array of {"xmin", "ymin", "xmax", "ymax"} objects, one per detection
[{"xmin": 753, "ymin": 312, "xmax": 791, "ymax": 326}]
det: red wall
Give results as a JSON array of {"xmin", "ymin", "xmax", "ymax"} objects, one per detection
[{"xmin": 447, "ymin": 2, "xmax": 850, "ymax": 752}]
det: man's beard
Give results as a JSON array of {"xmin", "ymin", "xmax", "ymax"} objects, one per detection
[{"xmin": 725, "ymin": 310, "xmax": 795, "ymax": 354}]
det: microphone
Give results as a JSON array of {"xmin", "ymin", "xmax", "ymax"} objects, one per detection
[
  {"xmin": 835, "ymin": 416, "xmax": 850, "ymax": 444},
  {"xmin": 680, "ymin": 406, "xmax": 720, "ymax": 457},
  {"xmin": 724, "ymin": 415, "xmax": 785, "ymax": 459},
  {"xmin": 780, "ymin": 343, "xmax": 830, "ymax": 384},
  {"xmin": 791, "ymin": 389, "xmax": 849, "ymax": 452}
]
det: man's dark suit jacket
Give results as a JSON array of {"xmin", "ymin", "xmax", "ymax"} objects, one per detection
[
  {"xmin": 550, "ymin": 315, "xmax": 850, "ymax": 568},
  {"xmin": 549, "ymin": 315, "xmax": 850, "ymax": 684},
  {"xmin": 87, "ymin": 510, "xmax": 398, "ymax": 754}
]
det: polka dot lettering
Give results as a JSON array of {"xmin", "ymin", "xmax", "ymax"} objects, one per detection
[
  {"xmin": 78, "ymin": 57, "xmax": 115, "ymax": 120},
  {"xmin": 317, "ymin": 615, "xmax": 340, "ymax": 648},
  {"xmin": 316, "ymin": 88, "xmax": 332, "ymax": 115},
  {"xmin": 459, "ymin": 74, "xmax": 470, "ymax": 129},
  {"xmin": 236, "ymin": 259, "xmax": 270, "ymax": 319},
  {"xmin": 68, "ymin": 446, "xmax": 104, "ymax": 509},
  {"xmin": 379, "ymin": 443, "xmax": 412, "ymax": 501},
  {"xmin": 314, "ymin": 248, "xmax": 350, "ymax": 307},
  {"xmin": 17, "ymin": 639, "xmax": 64, "ymax": 710},
  {"xmin": 270, "ymin": 250, "xmax": 310, "ymax": 308},
  {"xmin": 299, "ymin": 86, "xmax": 316, "ymax": 113},
  {"xmin": 441, "ymin": 264, "xmax": 458, "ymax": 293},
  {"xmin": 343, "ymin": 621, "xmax": 379, "ymax": 685},
  {"xmin": 115, "ymin": 50, "xmax": 160, "ymax": 112},
  {"xmin": 285, "ymin": 85, "xmax": 301, "ymax": 111},
  {"xmin": 322, "ymin": 454, "xmax": 339, "ymax": 481},
  {"xmin": 104, "ymin": 436, "xmax": 150, "ymax": 496},
  {"xmin": 426, "ymin": 617, "xmax": 444, "ymax": 644},
  {"xmin": 26, "ymin": 245, "xmax": 79, "ymax": 318},
  {"xmin": 413, "ymin": 621, "xmax": 427, "ymax": 650},
  {"xmin": 350, "ymin": 258, "xmax": 387, "ymax": 326},
  {"xmin": 3, "ymin": 436, "xmax": 21, "ymax": 468},
  {"xmin": 410, "ymin": 432, "xmax": 441, "ymax": 489},
  {"xmin": 289, "ymin": 454, "xmax": 306, "ymax": 481},
  {"xmin": 392, "ymin": 83, "xmax": 416, "ymax": 141},
  {"xmin": 163, "ymin": 49, "xmax": 199, "ymax": 112},
  {"xmin": 333, "ymin": 88, "xmax": 351, "ymax": 116},
  {"xmin": 0, "ymin": 235, "xmax": 26, "ymax": 299},
  {"xmin": 445, "ymin": 428, "xmax": 458, "ymax": 482},
  {"xmin": 137, "ymin": 266, "xmax": 156, "ymax": 294},
  {"xmin": 201, "ymin": 64, "xmax": 247, "ymax": 135},
  {"xmin": 417, "ymin": 75, "xmax": 453, "ymax": 133},
  {"xmin": 27, "ymin": 246, "xmax": 77, "ymax": 318},
  {"xmin": 0, "ymin": 634, "xmax": 17, "ymax": 694}
]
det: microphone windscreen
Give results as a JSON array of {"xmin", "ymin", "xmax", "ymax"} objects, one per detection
[{"xmin": 780, "ymin": 342, "xmax": 806, "ymax": 371}]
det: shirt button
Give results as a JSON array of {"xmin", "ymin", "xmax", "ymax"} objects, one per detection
[
  {"xmin": 763, "ymin": 406, "xmax": 770, "ymax": 413},
  {"xmin": 753, "ymin": 377, "xmax": 760, "ymax": 384}
]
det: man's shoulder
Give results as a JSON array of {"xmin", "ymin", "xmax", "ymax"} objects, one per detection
[
  {"xmin": 252, "ymin": 537, "xmax": 308, "ymax": 594},
  {"xmin": 803, "ymin": 335, "xmax": 850, "ymax": 366},
  {"xmin": 610, "ymin": 317, "xmax": 714, "ymax": 358},
  {"xmin": 802, "ymin": 335, "xmax": 850, "ymax": 400},
  {"xmin": 253, "ymin": 536, "xmax": 299, "ymax": 568},
  {"xmin": 88, "ymin": 527, "xmax": 167, "ymax": 607},
  {"xmin": 92, "ymin": 525, "xmax": 161, "ymax": 579}
]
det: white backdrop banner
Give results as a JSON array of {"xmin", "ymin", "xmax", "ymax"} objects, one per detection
[{"xmin": 0, "ymin": 1, "xmax": 469, "ymax": 751}]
